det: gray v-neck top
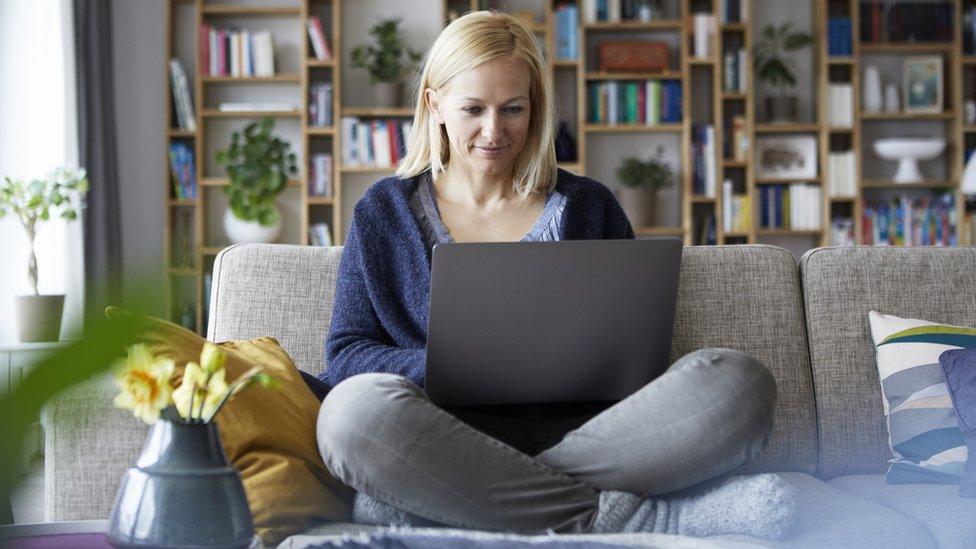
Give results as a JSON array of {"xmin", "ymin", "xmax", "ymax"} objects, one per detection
[{"xmin": 409, "ymin": 173, "xmax": 567, "ymax": 253}]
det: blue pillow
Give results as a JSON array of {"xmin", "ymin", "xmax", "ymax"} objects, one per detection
[{"xmin": 939, "ymin": 347, "xmax": 976, "ymax": 498}]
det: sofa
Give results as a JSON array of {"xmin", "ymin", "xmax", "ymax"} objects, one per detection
[{"xmin": 44, "ymin": 243, "xmax": 976, "ymax": 547}]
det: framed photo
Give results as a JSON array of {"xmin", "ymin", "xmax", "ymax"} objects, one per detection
[
  {"xmin": 904, "ymin": 56, "xmax": 943, "ymax": 113},
  {"xmin": 755, "ymin": 135, "xmax": 818, "ymax": 179}
]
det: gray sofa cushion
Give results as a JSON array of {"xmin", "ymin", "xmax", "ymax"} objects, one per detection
[
  {"xmin": 799, "ymin": 246, "xmax": 976, "ymax": 478},
  {"xmin": 715, "ymin": 473, "xmax": 935, "ymax": 548},
  {"xmin": 828, "ymin": 474, "xmax": 976, "ymax": 549},
  {"xmin": 673, "ymin": 246, "xmax": 817, "ymax": 474},
  {"xmin": 208, "ymin": 244, "xmax": 343, "ymax": 377}
]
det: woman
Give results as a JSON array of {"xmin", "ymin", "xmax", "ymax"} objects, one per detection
[{"xmin": 317, "ymin": 11, "xmax": 795, "ymax": 539}]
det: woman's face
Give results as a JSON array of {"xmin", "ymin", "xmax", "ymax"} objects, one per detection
[{"xmin": 426, "ymin": 55, "xmax": 532, "ymax": 179}]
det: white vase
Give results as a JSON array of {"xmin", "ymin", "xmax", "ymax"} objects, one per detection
[
  {"xmin": 884, "ymin": 84, "xmax": 900, "ymax": 113},
  {"xmin": 863, "ymin": 66, "xmax": 883, "ymax": 114},
  {"xmin": 223, "ymin": 207, "xmax": 281, "ymax": 244}
]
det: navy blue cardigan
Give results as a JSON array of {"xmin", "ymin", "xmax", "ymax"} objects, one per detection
[{"xmin": 322, "ymin": 169, "xmax": 635, "ymax": 388}]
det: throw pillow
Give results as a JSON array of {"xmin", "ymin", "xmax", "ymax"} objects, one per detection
[
  {"xmin": 105, "ymin": 307, "xmax": 354, "ymax": 544},
  {"xmin": 939, "ymin": 347, "xmax": 976, "ymax": 497},
  {"xmin": 868, "ymin": 311, "xmax": 976, "ymax": 484}
]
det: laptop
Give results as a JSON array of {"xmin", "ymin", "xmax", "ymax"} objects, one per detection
[{"xmin": 425, "ymin": 238, "xmax": 682, "ymax": 407}]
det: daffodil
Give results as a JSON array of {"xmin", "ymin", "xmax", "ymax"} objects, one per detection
[
  {"xmin": 173, "ymin": 360, "xmax": 229, "ymax": 421},
  {"xmin": 112, "ymin": 344, "xmax": 176, "ymax": 425},
  {"xmin": 199, "ymin": 341, "xmax": 226, "ymax": 374}
]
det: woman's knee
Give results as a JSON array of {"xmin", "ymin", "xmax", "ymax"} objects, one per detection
[
  {"xmin": 672, "ymin": 349, "xmax": 777, "ymax": 430},
  {"xmin": 317, "ymin": 373, "xmax": 422, "ymax": 476}
]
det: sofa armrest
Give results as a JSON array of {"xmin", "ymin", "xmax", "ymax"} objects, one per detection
[{"xmin": 44, "ymin": 374, "xmax": 148, "ymax": 522}]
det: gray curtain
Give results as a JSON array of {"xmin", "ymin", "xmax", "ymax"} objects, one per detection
[{"xmin": 74, "ymin": 0, "xmax": 122, "ymax": 325}]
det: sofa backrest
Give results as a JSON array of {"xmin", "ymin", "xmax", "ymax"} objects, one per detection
[
  {"xmin": 799, "ymin": 246, "xmax": 976, "ymax": 478},
  {"xmin": 672, "ymin": 245, "xmax": 818, "ymax": 474},
  {"xmin": 209, "ymin": 243, "xmax": 818, "ymax": 473}
]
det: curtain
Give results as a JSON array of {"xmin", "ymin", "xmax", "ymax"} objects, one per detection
[{"xmin": 73, "ymin": 0, "xmax": 122, "ymax": 326}]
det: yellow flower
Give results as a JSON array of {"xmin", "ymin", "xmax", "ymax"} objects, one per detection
[
  {"xmin": 112, "ymin": 344, "xmax": 176, "ymax": 425},
  {"xmin": 199, "ymin": 341, "xmax": 226, "ymax": 374},
  {"xmin": 172, "ymin": 360, "xmax": 229, "ymax": 421}
]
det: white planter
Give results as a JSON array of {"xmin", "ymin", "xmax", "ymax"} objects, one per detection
[
  {"xmin": 223, "ymin": 207, "xmax": 281, "ymax": 244},
  {"xmin": 863, "ymin": 66, "xmax": 883, "ymax": 114},
  {"xmin": 15, "ymin": 294, "xmax": 65, "ymax": 342}
]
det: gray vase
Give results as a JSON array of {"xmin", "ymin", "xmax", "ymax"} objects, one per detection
[
  {"xmin": 765, "ymin": 96, "xmax": 798, "ymax": 124},
  {"xmin": 14, "ymin": 294, "xmax": 64, "ymax": 342},
  {"xmin": 107, "ymin": 420, "xmax": 254, "ymax": 549},
  {"xmin": 374, "ymin": 81, "xmax": 402, "ymax": 108},
  {"xmin": 617, "ymin": 186, "xmax": 657, "ymax": 230}
]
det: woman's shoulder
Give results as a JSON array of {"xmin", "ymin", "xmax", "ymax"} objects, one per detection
[
  {"xmin": 354, "ymin": 173, "xmax": 423, "ymax": 216},
  {"xmin": 555, "ymin": 168, "xmax": 616, "ymax": 204}
]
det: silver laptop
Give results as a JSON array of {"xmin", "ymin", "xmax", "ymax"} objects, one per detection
[{"xmin": 425, "ymin": 238, "xmax": 682, "ymax": 407}]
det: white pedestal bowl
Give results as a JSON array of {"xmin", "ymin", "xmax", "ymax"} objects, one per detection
[{"xmin": 873, "ymin": 138, "xmax": 945, "ymax": 183}]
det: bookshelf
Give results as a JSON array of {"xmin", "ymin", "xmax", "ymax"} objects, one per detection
[{"xmin": 165, "ymin": 0, "xmax": 975, "ymax": 333}]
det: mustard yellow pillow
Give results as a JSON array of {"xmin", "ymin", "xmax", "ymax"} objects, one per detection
[{"xmin": 106, "ymin": 307, "xmax": 353, "ymax": 545}]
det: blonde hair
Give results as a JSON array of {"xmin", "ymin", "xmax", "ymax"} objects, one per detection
[{"xmin": 395, "ymin": 11, "xmax": 557, "ymax": 198}]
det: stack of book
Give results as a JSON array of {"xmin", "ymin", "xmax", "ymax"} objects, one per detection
[
  {"xmin": 827, "ymin": 151, "xmax": 857, "ymax": 198},
  {"xmin": 830, "ymin": 218, "xmax": 856, "ymax": 246},
  {"xmin": 341, "ymin": 117, "xmax": 412, "ymax": 168},
  {"xmin": 828, "ymin": 17, "xmax": 853, "ymax": 55},
  {"xmin": 759, "ymin": 184, "xmax": 822, "ymax": 230},
  {"xmin": 693, "ymin": 14, "xmax": 716, "ymax": 58},
  {"xmin": 554, "ymin": 4, "xmax": 579, "ymax": 60},
  {"xmin": 722, "ymin": 180, "xmax": 751, "ymax": 233},
  {"xmin": 724, "ymin": 116, "xmax": 748, "ymax": 161},
  {"xmin": 828, "ymin": 84, "xmax": 853, "ymax": 128},
  {"xmin": 862, "ymin": 194, "xmax": 957, "ymax": 246},
  {"xmin": 309, "ymin": 83, "xmax": 334, "ymax": 127},
  {"xmin": 306, "ymin": 16, "xmax": 333, "ymax": 61},
  {"xmin": 587, "ymin": 80, "xmax": 681, "ymax": 125},
  {"xmin": 309, "ymin": 153, "xmax": 333, "ymax": 197},
  {"xmin": 859, "ymin": 1, "xmax": 953, "ymax": 43},
  {"xmin": 199, "ymin": 25, "xmax": 275, "ymax": 77},
  {"xmin": 168, "ymin": 143, "xmax": 197, "ymax": 200},
  {"xmin": 581, "ymin": 0, "xmax": 658, "ymax": 23},
  {"xmin": 964, "ymin": 7, "xmax": 976, "ymax": 54},
  {"xmin": 719, "ymin": 0, "xmax": 748, "ymax": 23},
  {"xmin": 723, "ymin": 48, "xmax": 748, "ymax": 92},
  {"xmin": 692, "ymin": 124, "xmax": 716, "ymax": 197},
  {"xmin": 309, "ymin": 222, "xmax": 333, "ymax": 246},
  {"xmin": 696, "ymin": 215, "xmax": 717, "ymax": 245},
  {"xmin": 169, "ymin": 59, "xmax": 196, "ymax": 131}
]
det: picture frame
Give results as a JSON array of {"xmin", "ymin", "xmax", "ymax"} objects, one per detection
[
  {"xmin": 755, "ymin": 135, "xmax": 818, "ymax": 179},
  {"xmin": 903, "ymin": 56, "xmax": 943, "ymax": 113}
]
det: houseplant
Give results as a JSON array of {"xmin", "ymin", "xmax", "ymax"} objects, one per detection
[
  {"xmin": 351, "ymin": 18, "xmax": 423, "ymax": 107},
  {"xmin": 616, "ymin": 145, "xmax": 674, "ymax": 230},
  {"xmin": 0, "ymin": 167, "xmax": 87, "ymax": 342},
  {"xmin": 107, "ymin": 340, "xmax": 277, "ymax": 548},
  {"xmin": 753, "ymin": 23, "xmax": 813, "ymax": 123},
  {"xmin": 215, "ymin": 117, "xmax": 297, "ymax": 244}
]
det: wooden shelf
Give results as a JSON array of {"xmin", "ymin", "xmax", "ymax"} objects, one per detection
[
  {"xmin": 167, "ymin": 199, "xmax": 196, "ymax": 206},
  {"xmin": 860, "ymin": 111, "xmax": 955, "ymax": 120},
  {"xmin": 168, "ymin": 129, "xmax": 195, "ymax": 138},
  {"xmin": 754, "ymin": 123, "xmax": 820, "ymax": 133},
  {"xmin": 585, "ymin": 123, "xmax": 682, "ymax": 133},
  {"xmin": 756, "ymin": 177, "xmax": 821, "ymax": 184},
  {"xmin": 723, "ymin": 231, "xmax": 750, "ymax": 238},
  {"xmin": 756, "ymin": 229, "xmax": 823, "ymax": 236},
  {"xmin": 307, "ymin": 196, "xmax": 335, "ymax": 205},
  {"xmin": 636, "ymin": 226, "xmax": 685, "ymax": 235},
  {"xmin": 690, "ymin": 196, "xmax": 716, "ymax": 203},
  {"xmin": 722, "ymin": 160, "xmax": 748, "ymax": 167},
  {"xmin": 722, "ymin": 23, "xmax": 747, "ymax": 32},
  {"xmin": 722, "ymin": 91, "xmax": 747, "ymax": 99},
  {"xmin": 553, "ymin": 59, "xmax": 579, "ymax": 68},
  {"xmin": 585, "ymin": 71, "xmax": 681, "ymax": 80},
  {"xmin": 200, "ymin": 177, "xmax": 301, "ymax": 187},
  {"xmin": 200, "ymin": 246, "xmax": 227, "ymax": 256},
  {"xmin": 827, "ymin": 57, "xmax": 855, "ymax": 65},
  {"xmin": 341, "ymin": 107, "xmax": 414, "ymax": 117},
  {"xmin": 964, "ymin": 125, "xmax": 976, "ymax": 133},
  {"xmin": 688, "ymin": 57, "xmax": 717, "ymax": 65},
  {"xmin": 584, "ymin": 20, "xmax": 683, "ymax": 31},
  {"xmin": 307, "ymin": 126, "xmax": 335, "ymax": 135},
  {"xmin": 859, "ymin": 42, "xmax": 953, "ymax": 53},
  {"xmin": 829, "ymin": 196, "xmax": 857, "ymax": 202},
  {"xmin": 962, "ymin": 56, "xmax": 976, "ymax": 65},
  {"xmin": 306, "ymin": 59, "xmax": 336, "ymax": 68},
  {"xmin": 201, "ymin": 5, "xmax": 301, "ymax": 16},
  {"xmin": 828, "ymin": 126, "xmax": 854, "ymax": 132},
  {"xmin": 861, "ymin": 180, "xmax": 956, "ymax": 189},
  {"xmin": 201, "ymin": 74, "xmax": 301, "ymax": 83},
  {"xmin": 201, "ymin": 109, "xmax": 300, "ymax": 118},
  {"xmin": 556, "ymin": 163, "xmax": 581, "ymax": 172},
  {"xmin": 167, "ymin": 267, "xmax": 199, "ymax": 277}
]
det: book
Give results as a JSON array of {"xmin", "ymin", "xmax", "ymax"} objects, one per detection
[
  {"xmin": 252, "ymin": 30, "xmax": 275, "ymax": 77},
  {"xmin": 168, "ymin": 59, "xmax": 196, "ymax": 132},
  {"xmin": 307, "ymin": 16, "xmax": 332, "ymax": 61},
  {"xmin": 309, "ymin": 222, "xmax": 333, "ymax": 247}
]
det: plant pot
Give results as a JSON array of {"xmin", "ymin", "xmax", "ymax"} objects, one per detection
[
  {"xmin": 223, "ymin": 207, "xmax": 281, "ymax": 244},
  {"xmin": 14, "ymin": 294, "xmax": 64, "ymax": 342},
  {"xmin": 765, "ymin": 96, "xmax": 798, "ymax": 124},
  {"xmin": 373, "ymin": 82, "xmax": 402, "ymax": 108},
  {"xmin": 108, "ymin": 420, "xmax": 254, "ymax": 549},
  {"xmin": 616, "ymin": 186, "xmax": 657, "ymax": 230}
]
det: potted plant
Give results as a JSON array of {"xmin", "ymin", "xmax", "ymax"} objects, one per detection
[
  {"xmin": 351, "ymin": 18, "xmax": 423, "ymax": 108},
  {"xmin": 754, "ymin": 23, "xmax": 813, "ymax": 124},
  {"xmin": 215, "ymin": 117, "xmax": 297, "ymax": 244},
  {"xmin": 0, "ymin": 167, "xmax": 88, "ymax": 342},
  {"xmin": 616, "ymin": 145, "xmax": 674, "ymax": 230}
]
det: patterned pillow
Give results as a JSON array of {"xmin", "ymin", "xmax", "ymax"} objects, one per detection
[{"xmin": 868, "ymin": 311, "xmax": 976, "ymax": 484}]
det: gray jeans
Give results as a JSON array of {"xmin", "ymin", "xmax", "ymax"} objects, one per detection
[{"xmin": 316, "ymin": 348, "xmax": 777, "ymax": 533}]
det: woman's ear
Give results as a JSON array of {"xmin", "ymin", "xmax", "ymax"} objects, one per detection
[{"xmin": 425, "ymin": 88, "xmax": 445, "ymax": 124}]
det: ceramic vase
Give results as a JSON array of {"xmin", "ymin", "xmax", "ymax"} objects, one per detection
[
  {"xmin": 14, "ymin": 294, "xmax": 65, "ymax": 342},
  {"xmin": 223, "ymin": 206, "xmax": 281, "ymax": 244},
  {"xmin": 107, "ymin": 420, "xmax": 254, "ymax": 549},
  {"xmin": 373, "ymin": 82, "xmax": 402, "ymax": 108},
  {"xmin": 863, "ymin": 66, "xmax": 883, "ymax": 113},
  {"xmin": 884, "ymin": 84, "xmax": 900, "ymax": 113},
  {"xmin": 617, "ymin": 187, "xmax": 657, "ymax": 231}
]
